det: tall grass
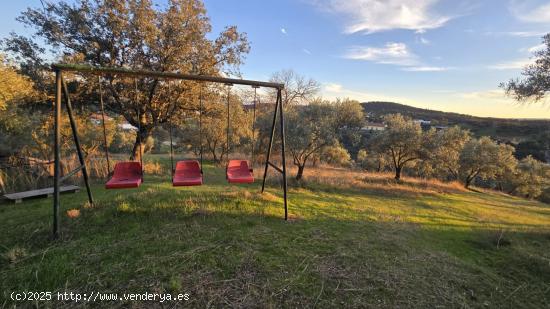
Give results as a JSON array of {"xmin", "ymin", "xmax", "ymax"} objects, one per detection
[
  {"xmin": 0, "ymin": 154, "xmax": 166, "ymax": 194},
  {"xmin": 0, "ymin": 166, "xmax": 51, "ymax": 193},
  {"xmin": 261, "ymin": 164, "xmax": 466, "ymax": 196}
]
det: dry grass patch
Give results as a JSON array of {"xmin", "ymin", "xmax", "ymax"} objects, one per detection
[
  {"xmin": 143, "ymin": 162, "xmax": 164, "ymax": 175},
  {"xmin": 66, "ymin": 209, "xmax": 80, "ymax": 218},
  {"xmin": 258, "ymin": 192, "xmax": 279, "ymax": 202},
  {"xmin": 281, "ymin": 165, "xmax": 466, "ymax": 196},
  {"xmin": 2, "ymin": 247, "xmax": 27, "ymax": 264}
]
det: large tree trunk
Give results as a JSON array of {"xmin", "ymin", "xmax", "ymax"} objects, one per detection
[
  {"xmin": 130, "ymin": 127, "xmax": 152, "ymax": 162},
  {"xmin": 296, "ymin": 164, "xmax": 305, "ymax": 181},
  {"xmin": 463, "ymin": 171, "xmax": 479, "ymax": 189},
  {"xmin": 395, "ymin": 166, "xmax": 402, "ymax": 181}
]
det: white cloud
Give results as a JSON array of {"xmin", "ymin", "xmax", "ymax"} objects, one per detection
[
  {"xmin": 508, "ymin": 31, "xmax": 546, "ymax": 37},
  {"xmin": 419, "ymin": 36, "xmax": 431, "ymax": 45},
  {"xmin": 344, "ymin": 42, "xmax": 418, "ymax": 65},
  {"xmin": 302, "ymin": 48, "xmax": 312, "ymax": 55},
  {"xmin": 322, "ymin": 82, "xmax": 414, "ymax": 103},
  {"xmin": 431, "ymin": 89, "xmax": 458, "ymax": 94},
  {"xmin": 488, "ymin": 58, "xmax": 534, "ymax": 70},
  {"xmin": 484, "ymin": 31, "xmax": 546, "ymax": 38},
  {"xmin": 459, "ymin": 89, "xmax": 508, "ymax": 100},
  {"xmin": 324, "ymin": 83, "xmax": 344, "ymax": 92},
  {"xmin": 280, "ymin": 28, "xmax": 287, "ymax": 35},
  {"xmin": 510, "ymin": 0, "xmax": 550, "ymax": 23},
  {"xmin": 344, "ymin": 42, "xmax": 453, "ymax": 71},
  {"xmin": 402, "ymin": 66, "xmax": 450, "ymax": 72},
  {"xmin": 518, "ymin": 43, "xmax": 545, "ymax": 53},
  {"xmin": 310, "ymin": 0, "xmax": 452, "ymax": 34},
  {"xmin": 527, "ymin": 43, "xmax": 546, "ymax": 53}
]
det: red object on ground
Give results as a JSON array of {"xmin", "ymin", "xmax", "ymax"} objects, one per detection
[
  {"xmin": 105, "ymin": 162, "xmax": 143, "ymax": 189},
  {"xmin": 173, "ymin": 160, "xmax": 203, "ymax": 186},
  {"xmin": 227, "ymin": 160, "xmax": 254, "ymax": 184}
]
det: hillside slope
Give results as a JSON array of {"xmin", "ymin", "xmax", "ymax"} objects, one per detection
[
  {"xmin": 1, "ymin": 161, "xmax": 550, "ymax": 307},
  {"xmin": 362, "ymin": 101, "xmax": 550, "ymax": 141}
]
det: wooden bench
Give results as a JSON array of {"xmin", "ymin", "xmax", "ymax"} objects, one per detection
[{"xmin": 3, "ymin": 185, "xmax": 80, "ymax": 204}]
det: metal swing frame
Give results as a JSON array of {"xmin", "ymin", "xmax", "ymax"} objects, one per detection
[{"xmin": 51, "ymin": 63, "xmax": 289, "ymax": 238}]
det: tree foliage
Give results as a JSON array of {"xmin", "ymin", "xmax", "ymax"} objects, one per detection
[
  {"xmin": 370, "ymin": 114, "xmax": 426, "ymax": 180},
  {"xmin": 0, "ymin": 55, "xmax": 38, "ymax": 157},
  {"xmin": 286, "ymin": 101, "xmax": 337, "ymax": 180},
  {"xmin": 425, "ymin": 126, "xmax": 471, "ymax": 180},
  {"xmin": 459, "ymin": 137, "xmax": 517, "ymax": 188},
  {"xmin": 5, "ymin": 0, "xmax": 250, "ymax": 160},
  {"xmin": 0, "ymin": 56, "xmax": 36, "ymax": 110},
  {"xmin": 333, "ymin": 99, "xmax": 365, "ymax": 157},
  {"xmin": 506, "ymin": 156, "xmax": 550, "ymax": 199},
  {"xmin": 501, "ymin": 33, "xmax": 550, "ymax": 102},
  {"xmin": 322, "ymin": 144, "xmax": 352, "ymax": 167}
]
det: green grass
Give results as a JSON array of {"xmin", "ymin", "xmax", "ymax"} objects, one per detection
[{"xmin": 1, "ymin": 157, "xmax": 550, "ymax": 308}]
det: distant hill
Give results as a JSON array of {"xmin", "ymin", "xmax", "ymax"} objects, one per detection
[{"xmin": 361, "ymin": 102, "xmax": 550, "ymax": 142}]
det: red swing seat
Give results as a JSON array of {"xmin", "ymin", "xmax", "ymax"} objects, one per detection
[
  {"xmin": 105, "ymin": 162, "xmax": 143, "ymax": 189},
  {"xmin": 227, "ymin": 160, "xmax": 254, "ymax": 184},
  {"xmin": 173, "ymin": 160, "xmax": 203, "ymax": 186}
]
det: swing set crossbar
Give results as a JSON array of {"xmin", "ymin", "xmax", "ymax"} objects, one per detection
[{"xmin": 52, "ymin": 64, "xmax": 285, "ymax": 89}]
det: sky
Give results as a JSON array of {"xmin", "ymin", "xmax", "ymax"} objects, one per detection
[{"xmin": 1, "ymin": 0, "xmax": 550, "ymax": 118}]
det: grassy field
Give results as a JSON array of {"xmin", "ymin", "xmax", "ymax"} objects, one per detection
[{"xmin": 1, "ymin": 157, "xmax": 550, "ymax": 308}]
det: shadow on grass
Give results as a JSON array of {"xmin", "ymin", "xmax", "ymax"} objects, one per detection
[{"xmin": 1, "ymin": 204, "xmax": 549, "ymax": 308}]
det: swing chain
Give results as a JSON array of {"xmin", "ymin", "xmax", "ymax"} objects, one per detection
[
  {"xmin": 98, "ymin": 76, "xmax": 111, "ymax": 177},
  {"xmin": 251, "ymin": 85, "xmax": 259, "ymax": 171},
  {"xmin": 199, "ymin": 85, "xmax": 204, "ymax": 174},
  {"xmin": 134, "ymin": 78, "xmax": 144, "ymax": 179},
  {"xmin": 168, "ymin": 82, "xmax": 175, "ymax": 181},
  {"xmin": 225, "ymin": 83, "xmax": 232, "ymax": 163}
]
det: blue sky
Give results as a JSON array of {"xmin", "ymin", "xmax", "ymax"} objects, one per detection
[{"xmin": 1, "ymin": 0, "xmax": 550, "ymax": 118}]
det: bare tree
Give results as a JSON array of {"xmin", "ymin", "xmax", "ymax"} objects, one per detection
[{"xmin": 270, "ymin": 69, "xmax": 320, "ymax": 107}]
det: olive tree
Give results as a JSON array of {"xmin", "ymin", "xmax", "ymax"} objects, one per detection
[
  {"xmin": 286, "ymin": 101, "xmax": 338, "ymax": 180},
  {"xmin": 370, "ymin": 114, "xmax": 427, "ymax": 180},
  {"xmin": 506, "ymin": 156, "xmax": 550, "ymax": 199},
  {"xmin": 459, "ymin": 137, "xmax": 517, "ymax": 189},
  {"xmin": 333, "ymin": 98, "xmax": 365, "ymax": 157},
  {"xmin": 426, "ymin": 126, "xmax": 471, "ymax": 180}
]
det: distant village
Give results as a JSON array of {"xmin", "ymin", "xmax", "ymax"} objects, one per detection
[{"xmin": 362, "ymin": 117, "xmax": 448, "ymax": 133}]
